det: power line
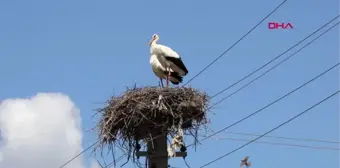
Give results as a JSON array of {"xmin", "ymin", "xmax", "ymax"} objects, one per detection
[
  {"xmin": 211, "ymin": 137, "xmax": 339, "ymax": 151},
  {"xmin": 59, "ymin": 140, "xmax": 99, "ymax": 168},
  {"xmin": 109, "ymin": 1, "xmax": 293, "ymax": 160},
  {"xmin": 88, "ymin": 18, "xmax": 338, "ymax": 168},
  {"xmin": 131, "ymin": 18, "xmax": 339, "ymax": 153},
  {"xmin": 187, "ymin": 18, "xmax": 340, "ymax": 147},
  {"xmin": 209, "ymin": 15, "xmax": 340, "ymax": 99},
  {"xmin": 64, "ymin": 2, "xmax": 290, "ymax": 166},
  {"xmin": 199, "ymin": 90, "xmax": 339, "ymax": 167},
  {"xmin": 221, "ymin": 131, "xmax": 340, "ymax": 144},
  {"xmin": 183, "ymin": 16, "xmax": 340, "ymax": 150},
  {"xmin": 182, "ymin": 0, "xmax": 288, "ymax": 86},
  {"xmin": 189, "ymin": 17, "xmax": 338, "ymax": 140},
  {"xmin": 191, "ymin": 63, "xmax": 339, "ymax": 146},
  {"xmin": 59, "ymin": 139, "xmax": 125, "ymax": 168},
  {"xmin": 209, "ymin": 20, "xmax": 340, "ymax": 108},
  {"xmin": 102, "ymin": 154, "xmax": 127, "ymax": 168},
  {"xmin": 99, "ymin": 21, "xmax": 336, "ymax": 167},
  {"xmin": 200, "ymin": 131, "xmax": 340, "ymax": 144},
  {"xmin": 60, "ymin": 5, "xmax": 340, "ymax": 168}
]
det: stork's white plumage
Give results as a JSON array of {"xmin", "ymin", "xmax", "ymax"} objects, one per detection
[
  {"xmin": 150, "ymin": 54, "xmax": 183, "ymax": 87},
  {"xmin": 149, "ymin": 34, "xmax": 188, "ymax": 87}
]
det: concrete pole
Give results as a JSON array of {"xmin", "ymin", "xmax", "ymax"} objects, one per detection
[{"xmin": 147, "ymin": 129, "xmax": 168, "ymax": 168}]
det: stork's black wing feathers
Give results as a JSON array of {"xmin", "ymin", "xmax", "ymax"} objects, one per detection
[{"xmin": 165, "ymin": 56, "xmax": 189, "ymax": 75}]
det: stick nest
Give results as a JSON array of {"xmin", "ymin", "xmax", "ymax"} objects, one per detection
[{"xmin": 94, "ymin": 86, "xmax": 209, "ymax": 165}]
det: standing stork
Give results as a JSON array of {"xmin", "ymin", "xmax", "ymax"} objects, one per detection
[
  {"xmin": 150, "ymin": 54, "xmax": 183, "ymax": 88},
  {"xmin": 149, "ymin": 34, "xmax": 188, "ymax": 87}
]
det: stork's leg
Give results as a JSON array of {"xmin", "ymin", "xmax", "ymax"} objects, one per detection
[
  {"xmin": 159, "ymin": 78, "xmax": 164, "ymax": 88},
  {"xmin": 166, "ymin": 75, "xmax": 169, "ymax": 88},
  {"xmin": 166, "ymin": 70, "xmax": 171, "ymax": 88}
]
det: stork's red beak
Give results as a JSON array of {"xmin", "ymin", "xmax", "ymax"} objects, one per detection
[{"xmin": 149, "ymin": 37, "xmax": 155, "ymax": 46}]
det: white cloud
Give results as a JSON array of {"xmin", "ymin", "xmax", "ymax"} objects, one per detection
[{"xmin": 0, "ymin": 93, "xmax": 98, "ymax": 168}]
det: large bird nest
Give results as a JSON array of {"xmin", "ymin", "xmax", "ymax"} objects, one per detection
[{"xmin": 94, "ymin": 86, "xmax": 210, "ymax": 166}]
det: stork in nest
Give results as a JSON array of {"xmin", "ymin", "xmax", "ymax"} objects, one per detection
[{"xmin": 149, "ymin": 34, "xmax": 189, "ymax": 88}]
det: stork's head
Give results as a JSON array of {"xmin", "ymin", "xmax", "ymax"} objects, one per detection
[{"xmin": 149, "ymin": 34, "xmax": 159, "ymax": 46}]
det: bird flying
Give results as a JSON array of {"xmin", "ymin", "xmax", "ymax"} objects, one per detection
[
  {"xmin": 240, "ymin": 156, "xmax": 251, "ymax": 168},
  {"xmin": 149, "ymin": 34, "xmax": 188, "ymax": 87}
]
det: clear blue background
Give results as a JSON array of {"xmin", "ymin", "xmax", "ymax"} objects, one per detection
[{"xmin": 0, "ymin": 0, "xmax": 339, "ymax": 167}]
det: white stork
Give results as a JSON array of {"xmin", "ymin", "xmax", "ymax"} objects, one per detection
[
  {"xmin": 149, "ymin": 34, "xmax": 188, "ymax": 87},
  {"xmin": 150, "ymin": 54, "xmax": 183, "ymax": 88}
]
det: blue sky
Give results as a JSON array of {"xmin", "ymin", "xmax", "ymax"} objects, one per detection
[{"xmin": 0, "ymin": 0, "xmax": 339, "ymax": 167}]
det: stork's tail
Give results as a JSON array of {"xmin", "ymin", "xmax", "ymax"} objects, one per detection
[{"xmin": 167, "ymin": 71, "xmax": 183, "ymax": 85}]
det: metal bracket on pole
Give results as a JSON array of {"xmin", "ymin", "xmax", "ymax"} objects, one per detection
[{"xmin": 136, "ymin": 151, "xmax": 187, "ymax": 157}]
